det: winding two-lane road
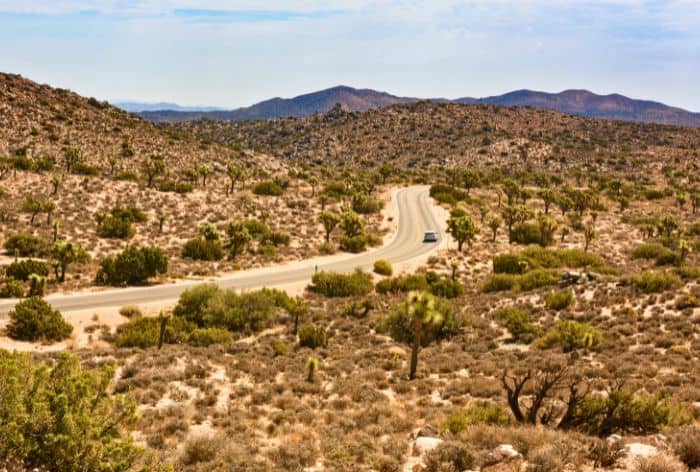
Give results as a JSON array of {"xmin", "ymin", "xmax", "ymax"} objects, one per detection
[{"xmin": 0, "ymin": 186, "xmax": 443, "ymax": 316}]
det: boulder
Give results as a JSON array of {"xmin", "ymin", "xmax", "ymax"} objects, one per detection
[
  {"xmin": 413, "ymin": 436, "xmax": 443, "ymax": 455},
  {"xmin": 483, "ymin": 444, "xmax": 521, "ymax": 466}
]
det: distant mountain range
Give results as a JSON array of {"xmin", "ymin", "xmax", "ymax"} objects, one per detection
[
  {"xmin": 137, "ymin": 86, "xmax": 700, "ymax": 127},
  {"xmin": 114, "ymin": 101, "xmax": 226, "ymax": 113}
]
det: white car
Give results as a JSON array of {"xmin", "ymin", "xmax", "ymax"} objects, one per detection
[{"xmin": 423, "ymin": 230, "xmax": 438, "ymax": 242}]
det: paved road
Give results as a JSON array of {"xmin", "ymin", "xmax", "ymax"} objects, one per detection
[{"xmin": 0, "ymin": 186, "xmax": 443, "ymax": 316}]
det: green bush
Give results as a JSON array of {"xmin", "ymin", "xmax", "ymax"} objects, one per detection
[
  {"xmin": 3, "ymin": 233, "xmax": 49, "ymax": 257},
  {"xmin": 97, "ymin": 215, "xmax": 134, "ymax": 239},
  {"xmin": 632, "ymin": 242, "xmax": 680, "ymax": 266},
  {"xmin": 0, "ymin": 278, "xmax": 25, "ymax": 298},
  {"xmin": 298, "ymin": 324, "xmax": 328, "ymax": 349},
  {"xmin": 494, "ymin": 247, "xmax": 605, "ymax": 274},
  {"xmin": 242, "ymin": 219, "xmax": 272, "ymax": 240},
  {"xmin": 545, "ymin": 289, "xmax": 574, "ymax": 310},
  {"xmin": 114, "ymin": 315, "xmax": 195, "ymax": 348},
  {"xmin": 536, "ymin": 320, "xmax": 602, "ymax": 352},
  {"xmin": 271, "ymin": 338, "xmax": 288, "ymax": 356},
  {"xmin": 174, "ymin": 182, "xmax": 193, "ymax": 194},
  {"xmin": 511, "ymin": 223, "xmax": 542, "ymax": 245},
  {"xmin": 265, "ymin": 231, "xmax": 291, "ymax": 247},
  {"xmin": 376, "ymin": 273, "xmax": 429, "ymax": 294},
  {"xmin": 310, "ymin": 270, "xmax": 373, "ymax": 297},
  {"xmin": 482, "ymin": 273, "xmax": 519, "ymax": 292},
  {"xmin": 181, "ymin": 237, "xmax": 224, "ymax": 261},
  {"xmin": 339, "ymin": 234, "xmax": 368, "ymax": 253},
  {"xmin": 6, "ymin": 297, "xmax": 72, "ymax": 342},
  {"xmin": 96, "ymin": 246, "xmax": 168, "ymax": 286},
  {"xmin": 382, "ymin": 297, "xmax": 466, "ymax": 347},
  {"xmin": 373, "ymin": 259, "xmax": 393, "ymax": 276},
  {"xmin": 564, "ymin": 389, "xmax": 690, "ymax": 437},
  {"xmin": 430, "ymin": 278, "xmax": 463, "ymax": 299},
  {"xmin": 72, "ymin": 162, "xmax": 99, "ymax": 176},
  {"xmin": 630, "ymin": 271, "xmax": 683, "ymax": 293},
  {"xmin": 0, "ymin": 351, "xmax": 140, "ymax": 471},
  {"xmin": 253, "ymin": 180, "xmax": 284, "ymax": 196},
  {"xmin": 441, "ymin": 403, "xmax": 510, "ymax": 434},
  {"xmin": 188, "ymin": 327, "xmax": 233, "ymax": 347},
  {"xmin": 495, "ymin": 306, "xmax": 540, "ymax": 343},
  {"xmin": 429, "ymin": 184, "xmax": 468, "ymax": 205},
  {"xmin": 5, "ymin": 259, "xmax": 49, "ymax": 281},
  {"xmin": 173, "ymin": 284, "xmax": 289, "ymax": 334},
  {"xmin": 517, "ymin": 269, "xmax": 561, "ymax": 291},
  {"xmin": 352, "ymin": 194, "xmax": 384, "ymax": 214}
]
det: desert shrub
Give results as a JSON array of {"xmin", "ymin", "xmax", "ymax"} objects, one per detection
[
  {"xmin": 188, "ymin": 327, "xmax": 233, "ymax": 347},
  {"xmin": 373, "ymin": 259, "xmax": 393, "ymax": 276},
  {"xmin": 376, "ymin": 273, "xmax": 429, "ymax": 294},
  {"xmin": 265, "ymin": 231, "xmax": 291, "ymax": 247},
  {"xmin": 482, "ymin": 273, "xmax": 519, "ymax": 292},
  {"xmin": 253, "ymin": 180, "xmax": 284, "ymax": 196},
  {"xmin": 339, "ymin": 234, "xmax": 369, "ymax": 253},
  {"xmin": 422, "ymin": 442, "xmax": 476, "ymax": 472},
  {"xmin": 114, "ymin": 315, "xmax": 195, "ymax": 348},
  {"xmin": 632, "ymin": 242, "xmax": 672, "ymax": 260},
  {"xmin": 271, "ymin": 339, "xmax": 288, "ymax": 356},
  {"xmin": 118, "ymin": 305, "xmax": 142, "ymax": 318},
  {"xmin": 352, "ymin": 194, "xmax": 384, "ymax": 214},
  {"xmin": 242, "ymin": 219, "xmax": 272, "ymax": 240},
  {"xmin": 96, "ymin": 246, "xmax": 168, "ymax": 285},
  {"xmin": 181, "ymin": 237, "xmax": 224, "ymax": 261},
  {"xmin": 675, "ymin": 294, "xmax": 699, "ymax": 310},
  {"xmin": 545, "ymin": 289, "xmax": 574, "ymax": 310},
  {"xmin": 674, "ymin": 265, "xmax": 700, "ymax": 280},
  {"xmin": 72, "ymin": 162, "xmax": 99, "ymax": 176},
  {"xmin": 670, "ymin": 426, "xmax": 700, "ymax": 469},
  {"xmin": 495, "ymin": 306, "xmax": 540, "ymax": 343},
  {"xmin": 429, "ymin": 184, "xmax": 467, "ymax": 205},
  {"xmin": 511, "ymin": 223, "xmax": 542, "ymax": 245},
  {"xmin": 173, "ymin": 283, "xmax": 222, "ymax": 325},
  {"xmin": 0, "ymin": 278, "xmax": 25, "ymax": 298},
  {"xmin": 6, "ymin": 297, "xmax": 72, "ymax": 342},
  {"xmin": 298, "ymin": 324, "xmax": 328, "ymax": 349},
  {"xmin": 0, "ymin": 351, "xmax": 140, "ymax": 471},
  {"xmin": 3, "ymin": 233, "xmax": 49, "ymax": 257},
  {"xmin": 633, "ymin": 454, "xmax": 686, "ymax": 472},
  {"xmin": 630, "ymin": 271, "xmax": 682, "ymax": 293},
  {"xmin": 319, "ymin": 242, "xmax": 337, "ymax": 254},
  {"xmin": 442, "ymin": 403, "xmax": 510, "ymax": 434},
  {"xmin": 536, "ymin": 320, "xmax": 602, "ymax": 352},
  {"xmin": 430, "ymin": 278, "xmax": 463, "ymax": 299},
  {"xmin": 173, "ymin": 284, "xmax": 289, "ymax": 333},
  {"xmin": 567, "ymin": 390, "xmax": 690, "ymax": 437},
  {"xmin": 382, "ymin": 297, "xmax": 466, "ymax": 347},
  {"xmin": 494, "ymin": 247, "xmax": 605, "ymax": 274},
  {"xmin": 5, "ymin": 259, "xmax": 49, "ymax": 281},
  {"xmin": 114, "ymin": 170, "xmax": 138, "ymax": 181},
  {"xmin": 518, "ymin": 269, "xmax": 561, "ymax": 291},
  {"xmin": 310, "ymin": 270, "xmax": 373, "ymax": 297},
  {"xmin": 174, "ymin": 182, "xmax": 193, "ymax": 194},
  {"xmin": 97, "ymin": 215, "xmax": 134, "ymax": 239}
]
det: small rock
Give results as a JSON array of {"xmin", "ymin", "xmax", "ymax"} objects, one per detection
[
  {"xmin": 417, "ymin": 424, "xmax": 438, "ymax": 438},
  {"xmin": 484, "ymin": 444, "xmax": 521, "ymax": 466},
  {"xmin": 414, "ymin": 436, "xmax": 443, "ymax": 455},
  {"xmin": 625, "ymin": 442, "xmax": 658, "ymax": 458}
]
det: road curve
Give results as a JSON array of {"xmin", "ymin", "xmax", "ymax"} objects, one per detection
[{"xmin": 0, "ymin": 186, "xmax": 443, "ymax": 316}]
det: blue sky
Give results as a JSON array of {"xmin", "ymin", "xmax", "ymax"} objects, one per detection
[{"xmin": 0, "ymin": 1, "xmax": 698, "ymax": 110}]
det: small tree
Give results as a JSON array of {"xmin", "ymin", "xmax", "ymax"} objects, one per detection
[
  {"xmin": 583, "ymin": 224, "xmax": 596, "ymax": 252},
  {"xmin": 225, "ymin": 221, "xmax": 252, "ymax": 260},
  {"xmin": 319, "ymin": 210, "xmax": 341, "ymax": 243},
  {"xmin": 539, "ymin": 188, "xmax": 557, "ymax": 215},
  {"xmin": 226, "ymin": 164, "xmax": 245, "ymax": 195},
  {"xmin": 7, "ymin": 297, "xmax": 72, "ymax": 342},
  {"xmin": 405, "ymin": 291, "xmax": 443, "ymax": 380},
  {"xmin": 537, "ymin": 213, "xmax": 558, "ymax": 247},
  {"xmin": 340, "ymin": 209, "xmax": 364, "ymax": 238},
  {"xmin": 447, "ymin": 214, "xmax": 479, "ymax": 251},
  {"xmin": 142, "ymin": 155, "xmax": 165, "ymax": 188},
  {"xmin": 285, "ymin": 296, "xmax": 309, "ymax": 335},
  {"xmin": 51, "ymin": 241, "xmax": 90, "ymax": 282},
  {"xmin": 488, "ymin": 216, "xmax": 502, "ymax": 242}
]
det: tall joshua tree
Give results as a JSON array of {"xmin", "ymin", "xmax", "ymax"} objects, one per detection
[{"xmin": 406, "ymin": 291, "xmax": 443, "ymax": 380}]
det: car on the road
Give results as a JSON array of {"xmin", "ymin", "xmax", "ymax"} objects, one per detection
[{"xmin": 423, "ymin": 230, "xmax": 438, "ymax": 242}]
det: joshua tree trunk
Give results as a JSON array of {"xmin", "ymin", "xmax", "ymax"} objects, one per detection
[
  {"xmin": 409, "ymin": 320, "xmax": 422, "ymax": 380},
  {"xmin": 158, "ymin": 313, "xmax": 169, "ymax": 349}
]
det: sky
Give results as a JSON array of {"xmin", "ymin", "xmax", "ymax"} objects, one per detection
[{"xmin": 0, "ymin": 0, "xmax": 698, "ymax": 111}]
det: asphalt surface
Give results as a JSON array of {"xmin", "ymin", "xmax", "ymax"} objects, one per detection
[{"xmin": 0, "ymin": 186, "xmax": 443, "ymax": 317}]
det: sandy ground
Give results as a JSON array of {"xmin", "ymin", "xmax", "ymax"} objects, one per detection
[{"xmin": 0, "ymin": 187, "xmax": 450, "ymax": 352}]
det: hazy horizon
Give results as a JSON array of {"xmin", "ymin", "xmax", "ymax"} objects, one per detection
[{"xmin": 1, "ymin": 0, "xmax": 699, "ymax": 111}]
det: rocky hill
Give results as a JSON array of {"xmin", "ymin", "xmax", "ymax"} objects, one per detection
[{"xmin": 141, "ymin": 85, "xmax": 700, "ymax": 128}]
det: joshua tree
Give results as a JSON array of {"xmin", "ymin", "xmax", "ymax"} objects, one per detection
[
  {"xmin": 52, "ymin": 220, "xmax": 60, "ymax": 242},
  {"xmin": 306, "ymin": 356, "xmax": 319, "ymax": 383},
  {"xmin": 158, "ymin": 311, "xmax": 170, "ymax": 350},
  {"xmin": 679, "ymin": 239, "xmax": 691, "ymax": 266},
  {"xmin": 225, "ymin": 221, "xmax": 252, "ymax": 260},
  {"xmin": 319, "ymin": 210, "xmax": 341, "ymax": 243},
  {"xmin": 488, "ymin": 216, "xmax": 502, "ymax": 243},
  {"xmin": 52, "ymin": 241, "xmax": 89, "ymax": 282},
  {"xmin": 226, "ymin": 164, "xmax": 245, "ymax": 195},
  {"xmin": 44, "ymin": 200, "xmax": 56, "ymax": 225},
  {"xmin": 461, "ymin": 169, "xmax": 481, "ymax": 195},
  {"xmin": 340, "ymin": 209, "xmax": 364, "ymax": 238},
  {"xmin": 658, "ymin": 215, "xmax": 679, "ymax": 238},
  {"xmin": 447, "ymin": 214, "xmax": 479, "ymax": 251},
  {"xmin": 198, "ymin": 164, "xmax": 211, "ymax": 187},
  {"xmin": 142, "ymin": 155, "xmax": 165, "ymax": 188},
  {"xmin": 157, "ymin": 213, "xmax": 167, "ymax": 234},
  {"xmin": 501, "ymin": 205, "xmax": 532, "ymax": 243},
  {"xmin": 28, "ymin": 274, "xmax": 47, "ymax": 297},
  {"xmin": 536, "ymin": 213, "xmax": 558, "ymax": 247},
  {"xmin": 539, "ymin": 188, "xmax": 556, "ymax": 215},
  {"xmin": 50, "ymin": 174, "xmax": 63, "ymax": 196},
  {"xmin": 406, "ymin": 291, "xmax": 443, "ymax": 380},
  {"xmin": 286, "ymin": 296, "xmax": 309, "ymax": 335},
  {"xmin": 379, "ymin": 163, "xmax": 392, "ymax": 185},
  {"xmin": 583, "ymin": 224, "xmax": 596, "ymax": 252}
]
